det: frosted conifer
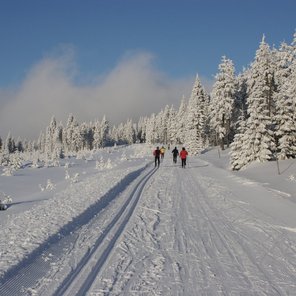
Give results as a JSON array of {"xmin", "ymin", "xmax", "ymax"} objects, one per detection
[
  {"xmin": 242, "ymin": 36, "xmax": 277, "ymax": 164},
  {"xmin": 210, "ymin": 56, "xmax": 236, "ymax": 150},
  {"xmin": 185, "ymin": 75, "xmax": 208, "ymax": 154}
]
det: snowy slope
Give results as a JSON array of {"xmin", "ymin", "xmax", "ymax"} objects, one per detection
[{"xmin": 1, "ymin": 145, "xmax": 296, "ymax": 295}]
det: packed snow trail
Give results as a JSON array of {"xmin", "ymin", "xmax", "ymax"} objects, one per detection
[
  {"xmin": 0, "ymin": 164, "xmax": 156, "ymax": 295},
  {"xmin": 88, "ymin": 157, "xmax": 296, "ymax": 295},
  {"xmin": 1, "ymin": 154, "xmax": 296, "ymax": 295},
  {"xmin": 54, "ymin": 165, "xmax": 156, "ymax": 296}
]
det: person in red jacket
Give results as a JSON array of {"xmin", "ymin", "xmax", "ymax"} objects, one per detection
[{"xmin": 179, "ymin": 147, "xmax": 188, "ymax": 168}]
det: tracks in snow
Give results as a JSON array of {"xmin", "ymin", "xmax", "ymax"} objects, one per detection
[
  {"xmin": 55, "ymin": 165, "xmax": 156, "ymax": 296},
  {"xmin": 89, "ymin": 159, "xmax": 296, "ymax": 295},
  {"xmin": 0, "ymin": 164, "xmax": 156, "ymax": 296}
]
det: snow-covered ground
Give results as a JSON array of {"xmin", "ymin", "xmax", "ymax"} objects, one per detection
[{"xmin": 0, "ymin": 144, "xmax": 296, "ymax": 295}]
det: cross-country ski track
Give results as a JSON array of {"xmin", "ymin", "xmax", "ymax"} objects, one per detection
[{"xmin": 1, "ymin": 153, "xmax": 296, "ymax": 295}]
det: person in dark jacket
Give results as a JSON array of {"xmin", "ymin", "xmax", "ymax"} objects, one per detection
[
  {"xmin": 179, "ymin": 147, "xmax": 188, "ymax": 168},
  {"xmin": 153, "ymin": 146, "xmax": 161, "ymax": 167},
  {"xmin": 172, "ymin": 147, "xmax": 179, "ymax": 163}
]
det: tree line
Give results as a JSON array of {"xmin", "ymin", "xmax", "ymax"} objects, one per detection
[{"xmin": 1, "ymin": 33, "xmax": 295, "ymax": 170}]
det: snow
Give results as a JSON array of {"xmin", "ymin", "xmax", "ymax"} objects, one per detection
[{"xmin": 1, "ymin": 144, "xmax": 296, "ymax": 295}]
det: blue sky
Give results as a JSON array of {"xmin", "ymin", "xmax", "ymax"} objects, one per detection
[
  {"xmin": 0, "ymin": 0, "xmax": 295, "ymax": 138},
  {"xmin": 1, "ymin": 0, "xmax": 295, "ymax": 86}
]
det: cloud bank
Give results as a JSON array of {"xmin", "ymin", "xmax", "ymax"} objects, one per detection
[{"xmin": 0, "ymin": 51, "xmax": 205, "ymax": 140}]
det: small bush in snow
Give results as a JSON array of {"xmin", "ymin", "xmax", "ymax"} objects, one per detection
[
  {"xmin": 64, "ymin": 169, "xmax": 79, "ymax": 183},
  {"xmin": 0, "ymin": 193, "xmax": 12, "ymax": 210},
  {"xmin": 1, "ymin": 152, "xmax": 24, "ymax": 176},
  {"xmin": 95, "ymin": 156, "xmax": 104, "ymax": 170},
  {"xmin": 70, "ymin": 173, "xmax": 79, "ymax": 184},
  {"xmin": 95, "ymin": 157, "xmax": 114, "ymax": 170},
  {"xmin": 46, "ymin": 179, "xmax": 56, "ymax": 190},
  {"xmin": 121, "ymin": 152, "xmax": 128, "ymax": 161},
  {"xmin": 106, "ymin": 158, "xmax": 113, "ymax": 169},
  {"xmin": 32, "ymin": 158, "xmax": 43, "ymax": 168},
  {"xmin": 65, "ymin": 169, "xmax": 70, "ymax": 180},
  {"xmin": 2, "ymin": 166, "xmax": 15, "ymax": 176},
  {"xmin": 39, "ymin": 179, "xmax": 56, "ymax": 191}
]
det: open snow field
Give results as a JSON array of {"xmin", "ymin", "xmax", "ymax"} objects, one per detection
[{"xmin": 1, "ymin": 144, "xmax": 296, "ymax": 295}]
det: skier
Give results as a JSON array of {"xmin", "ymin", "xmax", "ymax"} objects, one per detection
[
  {"xmin": 160, "ymin": 146, "xmax": 166, "ymax": 160},
  {"xmin": 179, "ymin": 147, "xmax": 188, "ymax": 168},
  {"xmin": 172, "ymin": 147, "xmax": 179, "ymax": 163},
  {"xmin": 153, "ymin": 146, "xmax": 161, "ymax": 167}
]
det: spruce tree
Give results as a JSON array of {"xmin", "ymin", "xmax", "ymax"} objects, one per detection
[
  {"xmin": 210, "ymin": 56, "xmax": 236, "ymax": 150},
  {"xmin": 64, "ymin": 114, "xmax": 78, "ymax": 153},
  {"xmin": 275, "ymin": 59, "xmax": 296, "ymax": 159},
  {"xmin": 176, "ymin": 96, "xmax": 187, "ymax": 145},
  {"xmin": 167, "ymin": 105, "xmax": 177, "ymax": 145},
  {"xmin": 124, "ymin": 119, "xmax": 135, "ymax": 144},
  {"xmin": 100, "ymin": 115, "xmax": 110, "ymax": 147},
  {"xmin": 145, "ymin": 114, "xmax": 157, "ymax": 144},
  {"xmin": 242, "ymin": 35, "xmax": 277, "ymax": 165},
  {"xmin": 185, "ymin": 75, "xmax": 208, "ymax": 155}
]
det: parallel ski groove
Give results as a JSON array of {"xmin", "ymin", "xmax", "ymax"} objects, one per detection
[
  {"xmin": 0, "ymin": 165, "xmax": 152, "ymax": 296},
  {"xmin": 54, "ymin": 166, "xmax": 156, "ymax": 296}
]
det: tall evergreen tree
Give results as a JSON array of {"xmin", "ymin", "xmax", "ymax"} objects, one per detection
[
  {"xmin": 123, "ymin": 119, "xmax": 135, "ymax": 144},
  {"xmin": 4, "ymin": 132, "xmax": 15, "ymax": 154},
  {"xmin": 167, "ymin": 105, "xmax": 177, "ymax": 145},
  {"xmin": 230, "ymin": 111, "xmax": 248, "ymax": 170},
  {"xmin": 100, "ymin": 115, "xmax": 110, "ymax": 147},
  {"xmin": 176, "ymin": 96, "xmax": 187, "ymax": 145},
  {"xmin": 145, "ymin": 114, "xmax": 157, "ymax": 144},
  {"xmin": 185, "ymin": 75, "xmax": 208, "ymax": 154},
  {"xmin": 37, "ymin": 131, "xmax": 46, "ymax": 154},
  {"xmin": 16, "ymin": 137, "xmax": 24, "ymax": 152},
  {"xmin": 275, "ymin": 59, "xmax": 296, "ymax": 159},
  {"xmin": 210, "ymin": 56, "xmax": 236, "ymax": 150},
  {"xmin": 93, "ymin": 120, "xmax": 102, "ymax": 149},
  {"xmin": 241, "ymin": 35, "xmax": 277, "ymax": 165},
  {"xmin": 64, "ymin": 114, "xmax": 78, "ymax": 153},
  {"xmin": 137, "ymin": 117, "xmax": 146, "ymax": 143},
  {"xmin": 160, "ymin": 105, "xmax": 170, "ymax": 144},
  {"xmin": 232, "ymin": 73, "xmax": 248, "ymax": 135},
  {"xmin": 45, "ymin": 116, "xmax": 57, "ymax": 155}
]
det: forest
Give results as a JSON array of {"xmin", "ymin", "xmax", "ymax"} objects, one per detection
[{"xmin": 1, "ymin": 33, "xmax": 295, "ymax": 172}]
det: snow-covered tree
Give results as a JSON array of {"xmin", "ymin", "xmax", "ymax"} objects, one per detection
[
  {"xmin": 167, "ymin": 105, "xmax": 177, "ymax": 145},
  {"xmin": 275, "ymin": 59, "xmax": 296, "ymax": 159},
  {"xmin": 63, "ymin": 114, "xmax": 79, "ymax": 153},
  {"xmin": 71, "ymin": 124, "xmax": 84, "ymax": 152},
  {"xmin": 232, "ymin": 73, "xmax": 248, "ymax": 136},
  {"xmin": 175, "ymin": 96, "xmax": 187, "ymax": 145},
  {"xmin": 210, "ymin": 56, "xmax": 236, "ymax": 150},
  {"xmin": 230, "ymin": 112, "xmax": 248, "ymax": 170},
  {"xmin": 45, "ymin": 116, "xmax": 57, "ymax": 156},
  {"xmin": 184, "ymin": 75, "xmax": 208, "ymax": 154},
  {"xmin": 4, "ymin": 132, "xmax": 15, "ymax": 154},
  {"xmin": 123, "ymin": 119, "xmax": 136, "ymax": 144},
  {"xmin": 137, "ymin": 116, "xmax": 147, "ymax": 143},
  {"xmin": 100, "ymin": 115, "xmax": 110, "ymax": 147},
  {"xmin": 93, "ymin": 120, "xmax": 102, "ymax": 149},
  {"xmin": 239, "ymin": 36, "xmax": 277, "ymax": 165},
  {"xmin": 37, "ymin": 131, "xmax": 46, "ymax": 154},
  {"xmin": 15, "ymin": 137, "xmax": 24, "ymax": 153},
  {"xmin": 145, "ymin": 113, "xmax": 157, "ymax": 144},
  {"xmin": 159, "ymin": 105, "xmax": 170, "ymax": 144}
]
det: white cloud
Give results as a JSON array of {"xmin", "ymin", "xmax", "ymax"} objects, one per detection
[{"xmin": 0, "ymin": 50, "xmax": 212, "ymax": 140}]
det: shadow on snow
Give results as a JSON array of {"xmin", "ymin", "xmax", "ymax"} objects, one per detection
[{"xmin": 0, "ymin": 164, "xmax": 149, "ymax": 289}]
